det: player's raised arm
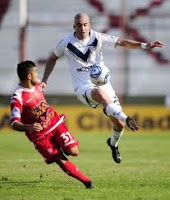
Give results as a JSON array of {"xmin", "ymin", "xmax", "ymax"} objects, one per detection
[
  {"xmin": 41, "ymin": 53, "xmax": 59, "ymax": 91},
  {"xmin": 116, "ymin": 38, "xmax": 164, "ymax": 50}
]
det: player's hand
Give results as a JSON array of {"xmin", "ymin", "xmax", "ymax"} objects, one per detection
[
  {"xmin": 28, "ymin": 123, "xmax": 43, "ymax": 132},
  {"xmin": 41, "ymin": 82, "xmax": 47, "ymax": 93},
  {"xmin": 148, "ymin": 41, "xmax": 164, "ymax": 49}
]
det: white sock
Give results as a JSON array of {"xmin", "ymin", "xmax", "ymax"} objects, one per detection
[
  {"xmin": 110, "ymin": 130, "xmax": 124, "ymax": 147},
  {"xmin": 105, "ymin": 103, "xmax": 127, "ymax": 123}
]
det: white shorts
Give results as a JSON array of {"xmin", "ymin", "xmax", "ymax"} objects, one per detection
[{"xmin": 75, "ymin": 82, "xmax": 120, "ymax": 108}]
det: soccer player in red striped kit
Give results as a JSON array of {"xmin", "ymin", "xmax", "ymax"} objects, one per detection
[{"xmin": 10, "ymin": 60, "xmax": 92, "ymax": 188}]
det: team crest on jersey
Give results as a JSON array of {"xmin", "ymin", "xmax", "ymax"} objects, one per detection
[
  {"xmin": 31, "ymin": 101, "xmax": 54, "ymax": 128},
  {"xmin": 67, "ymin": 38, "xmax": 98, "ymax": 62},
  {"xmin": 32, "ymin": 101, "xmax": 49, "ymax": 117}
]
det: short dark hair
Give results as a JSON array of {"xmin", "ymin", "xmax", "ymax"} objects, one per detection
[{"xmin": 17, "ymin": 60, "xmax": 36, "ymax": 81}]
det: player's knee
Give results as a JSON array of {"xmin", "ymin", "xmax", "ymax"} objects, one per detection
[
  {"xmin": 67, "ymin": 147, "xmax": 79, "ymax": 156},
  {"xmin": 91, "ymin": 88, "xmax": 108, "ymax": 103},
  {"xmin": 95, "ymin": 88, "xmax": 105, "ymax": 98},
  {"xmin": 70, "ymin": 149, "xmax": 79, "ymax": 156}
]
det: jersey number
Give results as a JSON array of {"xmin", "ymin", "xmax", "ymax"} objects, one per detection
[{"xmin": 60, "ymin": 132, "xmax": 74, "ymax": 146}]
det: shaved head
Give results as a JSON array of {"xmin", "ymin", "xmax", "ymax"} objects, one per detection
[
  {"xmin": 73, "ymin": 13, "xmax": 91, "ymax": 40},
  {"xmin": 74, "ymin": 13, "xmax": 90, "ymax": 24}
]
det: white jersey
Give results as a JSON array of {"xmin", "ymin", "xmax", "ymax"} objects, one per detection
[{"xmin": 54, "ymin": 29, "xmax": 118, "ymax": 90}]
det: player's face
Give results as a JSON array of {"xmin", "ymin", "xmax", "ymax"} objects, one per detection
[
  {"xmin": 28, "ymin": 67, "xmax": 39, "ymax": 85},
  {"xmin": 74, "ymin": 16, "xmax": 91, "ymax": 40}
]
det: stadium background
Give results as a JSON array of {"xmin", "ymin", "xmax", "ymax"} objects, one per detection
[{"xmin": 0, "ymin": 0, "xmax": 170, "ymax": 133}]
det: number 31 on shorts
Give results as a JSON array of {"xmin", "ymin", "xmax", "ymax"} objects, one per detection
[{"xmin": 60, "ymin": 131, "xmax": 75, "ymax": 146}]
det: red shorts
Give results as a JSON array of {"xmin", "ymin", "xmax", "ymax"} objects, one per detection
[{"xmin": 33, "ymin": 122, "xmax": 78, "ymax": 164}]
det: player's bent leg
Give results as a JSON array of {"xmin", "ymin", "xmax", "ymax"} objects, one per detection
[
  {"xmin": 55, "ymin": 153, "xmax": 93, "ymax": 189},
  {"xmin": 104, "ymin": 102, "xmax": 139, "ymax": 132},
  {"xmin": 107, "ymin": 116, "xmax": 138, "ymax": 163},
  {"xmin": 85, "ymin": 84, "xmax": 138, "ymax": 131},
  {"xmin": 109, "ymin": 116, "xmax": 125, "ymax": 131},
  {"xmin": 53, "ymin": 123, "xmax": 79, "ymax": 156},
  {"xmin": 91, "ymin": 87, "xmax": 111, "ymax": 105},
  {"xmin": 107, "ymin": 117, "xmax": 124, "ymax": 163},
  {"xmin": 91, "ymin": 88, "xmax": 132, "ymax": 126},
  {"xmin": 107, "ymin": 138, "xmax": 121, "ymax": 163},
  {"xmin": 104, "ymin": 102, "xmax": 127, "ymax": 123},
  {"xmin": 65, "ymin": 146, "xmax": 79, "ymax": 156}
]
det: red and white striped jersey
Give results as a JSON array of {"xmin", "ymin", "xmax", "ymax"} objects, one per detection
[{"xmin": 10, "ymin": 83, "xmax": 61, "ymax": 141}]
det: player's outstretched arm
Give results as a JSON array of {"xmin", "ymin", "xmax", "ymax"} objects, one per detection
[{"xmin": 116, "ymin": 38, "xmax": 164, "ymax": 50}]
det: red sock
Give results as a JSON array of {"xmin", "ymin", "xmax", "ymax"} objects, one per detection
[{"xmin": 59, "ymin": 160, "xmax": 91, "ymax": 183}]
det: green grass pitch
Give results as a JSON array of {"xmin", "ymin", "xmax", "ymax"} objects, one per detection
[{"xmin": 0, "ymin": 131, "xmax": 170, "ymax": 200}]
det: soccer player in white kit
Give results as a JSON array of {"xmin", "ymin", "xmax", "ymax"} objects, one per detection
[{"xmin": 42, "ymin": 13, "xmax": 164, "ymax": 163}]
